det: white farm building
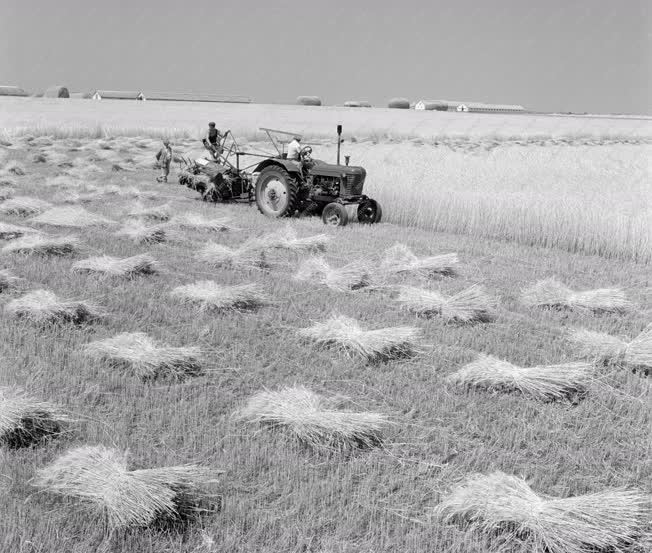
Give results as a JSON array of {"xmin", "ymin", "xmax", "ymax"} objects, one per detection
[
  {"xmin": 92, "ymin": 90, "xmax": 145, "ymax": 100},
  {"xmin": 414, "ymin": 99, "xmax": 525, "ymax": 113}
]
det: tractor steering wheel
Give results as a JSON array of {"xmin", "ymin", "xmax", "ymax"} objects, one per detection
[{"xmin": 300, "ymin": 146, "xmax": 313, "ymax": 161}]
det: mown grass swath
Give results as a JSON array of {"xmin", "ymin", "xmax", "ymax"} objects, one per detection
[
  {"xmin": 0, "ymin": 221, "xmax": 37, "ymax": 239},
  {"xmin": 0, "ymin": 387, "xmax": 69, "ymax": 448},
  {"xmin": 396, "ymin": 285, "xmax": 496, "ymax": 323},
  {"xmin": 298, "ymin": 314, "xmax": 421, "ymax": 361},
  {"xmin": 116, "ymin": 221, "xmax": 171, "ymax": 244},
  {"xmin": 33, "ymin": 445, "xmax": 221, "ymax": 529},
  {"xmin": 434, "ymin": 471, "xmax": 650, "ymax": 553},
  {"xmin": 171, "ymin": 281, "xmax": 269, "ymax": 311},
  {"xmin": 262, "ymin": 225, "xmax": 331, "ymax": 253},
  {"xmin": 172, "ymin": 213, "xmax": 235, "ymax": 232},
  {"xmin": 0, "ymin": 269, "xmax": 20, "ymax": 291},
  {"xmin": 30, "ymin": 206, "xmax": 116, "ymax": 228},
  {"xmin": 521, "ymin": 278, "xmax": 632, "ymax": 312},
  {"xmin": 294, "ymin": 257, "xmax": 370, "ymax": 291},
  {"xmin": 0, "ymin": 196, "xmax": 53, "ymax": 216},
  {"xmin": 199, "ymin": 241, "xmax": 268, "ymax": 270},
  {"xmin": 72, "ymin": 254, "xmax": 157, "ymax": 277},
  {"xmin": 128, "ymin": 203, "xmax": 172, "ymax": 222},
  {"xmin": 5, "ymin": 289, "xmax": 103, "ymax": 324},
  {"xmin": 84, "ymin": 332, "xmax": 203, "ymax": 380},
  {"xmin": 235, "ymin": 386, "xmax": 389, "ymax": 449},
  {"xmin": 447, "ymin": 354, "xmax": 593, "ymax": 401}
]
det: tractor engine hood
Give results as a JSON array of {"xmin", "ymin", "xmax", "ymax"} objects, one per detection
[{"xmin": 310, "ymin": 159, "xmax": 366, "ymax": 179}]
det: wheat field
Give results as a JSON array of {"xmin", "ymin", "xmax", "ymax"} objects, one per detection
[{"xmin": 0, "ymin": 104, "xmax": 650, "ymax": 552}]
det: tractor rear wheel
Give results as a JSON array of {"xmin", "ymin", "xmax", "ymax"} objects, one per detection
[
  {"xmin": 321, "ymin": 203, "xmax": 349, "ymax": 226},
  {"xmin": 255, "ymin": 166, "xmax": 299, "ymax": 218},
  {"xmin": 357, "ymin": 199, "xmax": 382, "ymax": 224}
]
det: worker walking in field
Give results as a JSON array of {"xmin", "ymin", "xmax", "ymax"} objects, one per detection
[
  {"xmin": 155, "ymin": 139, "xmax": 172, "ymax": 183},
  {"xmin": 287, "ymin": 135, "xmax": 302, "ymax": 161}
]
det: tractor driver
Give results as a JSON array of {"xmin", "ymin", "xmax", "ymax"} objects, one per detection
[
  {"xmin": 202, "ymin": 122, "xmax": 223, "ymax": 160},
  {"xmin": 286, "ymin": 135, "xmax": 303, "ymax": 161}
]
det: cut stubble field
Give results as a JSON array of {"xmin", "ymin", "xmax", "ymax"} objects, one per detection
[{"xmin": 0, "ymin": 119, "xmax": 650, "ymax": 552}]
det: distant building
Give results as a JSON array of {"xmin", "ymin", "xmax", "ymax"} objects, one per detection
[
  {"xmin": 414, "ymin": 100, "xmax": 448, "ymax": 111},
  {"xmin": 70, "ymin": 92, "xmax": 92, "ymax": 99},
  {"xmin": 92, "ymin": 90, "xmax": 145, "ymax": 100},
  {"xmin": 436, "ymin": 100, "xmax": 524, "ymax": 113},
  {"xmin": 0, "ymin": 85, "xmax": 28, "ymax": 97},
  {"xmin": 144, "ymin": 91, "xmax": 251, "ymax": 103},
  {"xmin": 456, "ymin": 104, "xmax": 469, "ymax": 112}
]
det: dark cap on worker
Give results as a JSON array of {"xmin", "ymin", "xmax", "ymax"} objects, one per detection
[{"xmin": 208, "ymin": 122, "xmax": 216, "ymax": 127}]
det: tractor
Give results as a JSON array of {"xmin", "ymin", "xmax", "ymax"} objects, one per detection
[{"xmin": 178, "ymin": 125, "xmax": 382, "ymax": 226}]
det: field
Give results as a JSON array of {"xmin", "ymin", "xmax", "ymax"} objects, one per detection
[{"xmin": 0, "ymin": 103, "xmax": 651, "ymax": 552}]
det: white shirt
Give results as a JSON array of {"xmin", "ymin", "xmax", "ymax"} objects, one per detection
[{"xmin": 287, "ymin": 139, "xmax": 302, "ymax": 160}]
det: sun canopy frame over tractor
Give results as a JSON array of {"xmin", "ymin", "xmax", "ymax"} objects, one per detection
[{"xmin": 178, "ymin": 125, "xmax": 382, "ymax": 226}]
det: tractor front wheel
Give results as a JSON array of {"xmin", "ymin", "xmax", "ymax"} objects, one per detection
[
  {"xmin": 255, "ymin": 166, "xmax": 299, "ymax": 218},
  {"xmin": 357, "ymin": 199, "xmax": 382, "ymax": 224},
  {"xmin": 321, "ymin": 203, "xmax": 349, "ymax": 226}
]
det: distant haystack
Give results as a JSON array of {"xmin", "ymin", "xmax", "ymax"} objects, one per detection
[
  {"xmin": 235, "ymin": 386, "xmax": 388, "ymax": 449},
  {"xmin": 116, "ymin": 222, "xmax": 172, "ymax": 244},
  {"xmin": 44, "ymin": 86, "xmax": 69, "ymax": 98},
  {"xmin": 298, "ymin": 314, "xmax": 421, "ymax": 362},
  {"xmin": 0, "ymin": 387, "xmax": 69, "ymax": 448},
  {"xmin": 296, "ymin": 95, "xmax": 322, "ymax": 106},
  {"xmin": 128, "ymin": 203, "xmax": 172, "ymax": 222},
  {"xmin": 396, "ymin": 285, "xmax": 496, "ymax": 323},
  {"xmin": 199, "ymin": 241, "xmax": 268, "ymax": 269},
  {"xmin": 381, "ymin": 244, "xmax": 459, "ymax": 277},
  {"xmin": 172, "ymin": 213, "xmax": 234, "ymax": 232},
  {"xmin": 570, "ymin": 325, "xmax": 652, "ymax": 373},
  {"xmin": 447, "ymin": 354, "xmax": 593, "ymax": 401},
  {"xmin": 0, "ymin": 222, "xmax": 37, "ymax": 240},
  {"xmin": 2, "ymin": 234, "xmax": 79, "ymax": 256},
  {"xmin": 434, "ymin": 471, "xmax": 650, "ymax": 553},
  {"xmin": 294, "ymin": 257, "xmax": 370, "ymax": 291},
  {"xmin": 521, "ymin": 278, "xmax": 632, "ymax": 313},
  {"xmin": 33, "ymin": 445, "xmax": 220, "ymax": 529},
  {"xmin": 0, "ymin": 86, "xmax": 28, "ymax": 97},
  {"xmin": 388, "ymin": 97, "xmax": 410, "ymax": 109},
  {"xmin": 0, "ymin": 269, "xmax": 20, "ymax": 292},
  {"xmin": 5, "ymin": 289, "xmax": 102, "ymax": 324},
  {"xmin": 72, "ymin": 254, "xmax": 157, "ymax": 277},
  {"xmin": 85, "ymin": 332, "xmax": 203, "ymax": 380},
  {"xmin": 31, "ymin": 206, "xmax": 115, "ymax": 228},
  {"xmin": 0, "ymin": 196, "xmax": 53, "ymax": 216},
  {"xmin": 171, "ymin": 281, "xmax": 269, "ymax": 311},
  {"xmin": 263, "ymin": 226, "xmax": 330, "ymax": 253}
]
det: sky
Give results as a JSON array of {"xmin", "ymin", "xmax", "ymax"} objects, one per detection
[{"xmin": 1, "ymin": 0, "xmax": 650, "ymax": 114}]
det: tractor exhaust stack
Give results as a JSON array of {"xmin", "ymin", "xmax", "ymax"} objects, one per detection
[{"xmin": 337, "ymin": 124, "xmax": 342, "ymax": 165}]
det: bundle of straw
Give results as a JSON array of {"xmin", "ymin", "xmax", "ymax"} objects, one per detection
[
  {"xmin": 2, "ymin": 234, "xmax": 80, "ymax": 256},
  {"xmin": 434, "ymin": 471, "xmax": 650, "ymax": 553},
  {"xmin": 0, "ymin": 177, "xmax": 17, "ymax": 189},
  {"xmin": 199, "ymin": 241, "xmax": 268, "ymax": 270},
  {"xmin": 447, "ymin": 354, "xmax": 593, "ymax": 401},
  {"xmin": 128, "ymin": 203, "xmax": 172, "ymax": 222},
  {"xmin": 33, "ymin": 445, "xmax": 220, "ymax": 529},
  {"xmin": 0, "ymin": 387, "xmax": 68, "ymax": 448},
  {"xmin": 72, "ymin": 254, "xmax": 156, "ymax": 277},
  {"xmin": 171, "ymin": 281, "xmax": 269, "ymax": 311},
  {"xmin": 521, "ymin": 278, "xmax": 632, "ymax": 312},
  {"xmin": 570, "ymin": 325, "xmax": 652, "ymax": 373},
  {"xmin": 0, "ymin": 269, "xmax": 19, "ymax": 291},
  {"xmin": 235, "ymin": 386, "xmax": 388, "ymax": 449},
  {"xmin": 0, "ymin": 221, "xmax": 37, "ymax": 240},
  {"xmin": 5, "ymin": 289, "xmax": 103, "ymax": 324},
  {"xmin": 263, "ymin": 225, "xmax": 331, "ymax": 253},
  {"xmin": 380, "ymin": 244, "xmax": 459, "ymax": 277},
  {"xmin": 4, "ymin": 161, "xmax": 25, "ymax": 176},
  {"xmin": 31, "ymin": 206, "xmax": 115, "ymax": 228},
  {"xmin": 298, "ymin": 314, "xmax": 421, "ymax": 361},
  {"xmin": 85, "ymin": 332, "xmax": 203, "ymax": 380},
  {"xmin": 172, "ymin": 213, "xmax": 235, "ymax": 232},
  {"xmin": 0, "ymin": 196, "xmax": 53, "ymax": 216},
  {"xmin": 396, "ymin": 285, "xmax": 496, "ymax": 323},
  {"xmin": 116, "ymin": 222, "xmax": 171, "ymax": 244},
  {"xmin": 294, "ymin": 257, "xmax": 370, "ymax": 291},
  {"xmin": 0, "ymin": 186, "xmax": 14, "ymax": 201}
]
